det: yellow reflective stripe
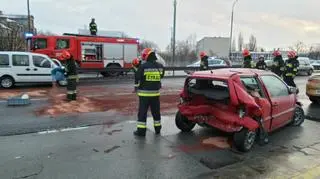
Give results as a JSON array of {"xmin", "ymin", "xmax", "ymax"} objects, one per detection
[
  {"xmin": 286, "ymin": 64, "xmax": 293, "ymax": 67},
  {"xmin": 138, "ymin": 92, "xmax": 160, "ymax": 97},
  {"xmin": 154, "ymin": 121, "xmax": 161, "ymax": 127},
  {"xmin": 67, "ymin": 91, "xmax": 73, "ymax": 94},
  {"xmin": 134, "ymin": 84, "xmax": 139, "ymax": 87},
  {"xmin": 286, "ymin": 73, "xmax": 294, "ymax": 76},
  {"xmin": 137, "ymin": 125, "xmax": 147, "ymax": 128},
  {"xmin": 67, "ymin": 75, "xmax": 79, "ymax": 79},
  {"xmin": 144, "ymin": 71, "xmax": 161, "ymax": 75},
  {"xmin": 293, "ymin": 68, "xmax": 298, "ymax": 71}
]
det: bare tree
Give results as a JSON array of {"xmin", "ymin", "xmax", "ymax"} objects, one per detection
[
  {"xmin": 37, "ymin": 30, "xmax": 57, "ymax": 36},
  {"xmin": 0, "ymin": 20, "xmax": 26, "ymax": 51},
  {"xmin": 248, "ymin": 34, "xmax": 257, "ymax": 51},
  {"xmin": 231, "ymin": 39, "xmax": 236, "ymax": 51},
  {"xmin": 309, "ymin": 45, "xmax": 320, "ymax": 60},
  {"xmin": 139, "ymin": 40, "xmax": 160, "ymax": 52},
  {"xmin": 238, "ymin": 32, "xmax": 244, "ymax": 51},
  {"xmin": 289, "ymin": 41, "xmax": 306, "ymax": 53}
]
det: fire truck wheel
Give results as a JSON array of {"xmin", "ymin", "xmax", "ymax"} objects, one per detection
[
  {"xmin": 106, "ymin": 64, "xmax": 122, "ymax": 77},
  {"xmin": 100, "ymin": 72, "xmax": 109, "ymax": 77}
]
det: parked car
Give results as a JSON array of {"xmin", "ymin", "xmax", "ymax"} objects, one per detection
[
  {"xmin": 185, "ymin": 58, "xmax": 231, "ymax": 74},
  {"xmin": 311, "ymin": 60, "xmax": 320, "ymax": 70},
  {"xmin": 176, "ymin": 68, "xmax": 304, "ymax": 152},
  {"xmin": 297, "ymin": 57, "xmax": 314, "ymax": 75},
  {"xmin": 306, "ymin": 75, "xmax": 320, "ymax": 103},
  {"xmin": 0, "ymin": 51, "xmax": 63, "ymax": 88}
]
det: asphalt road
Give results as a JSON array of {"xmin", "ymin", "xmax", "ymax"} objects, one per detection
[
  {"xmin": 1, "ymin": 74, "xmax": 320, "ymax": 178},
  {"xmin": 0, "ymin": 74, "xmax": 317, "ymax": 136}
]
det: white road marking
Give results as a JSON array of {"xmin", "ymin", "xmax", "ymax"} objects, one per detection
[{"xmin": 37, "ymin": 126, "xmax": 88, "ymax": 135}]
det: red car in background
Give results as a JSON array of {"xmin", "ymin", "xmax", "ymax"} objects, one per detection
[{"xmin": 176, "ymin": 68, "xmax": 305, "ymax": 152}]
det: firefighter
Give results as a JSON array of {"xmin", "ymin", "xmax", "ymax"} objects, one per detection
[
  {"xmin": 134, "ymin": 48, "xmax": 165, "ymax": 137},
  {"xmin": 59, "ymin": 50, "xmax": 79, "ymax": 101},
  {"xmin": 271, "ymin": 50, "xmax": 285, "ymax": 77},
  {"xmin": 199, "ymin": 51, "xmax": 209, "ymax": 71},
  {"xmin": 255, "ymin": 55, "xmax": 267, "ymax": 70},
  {"xmin": 242, "ymin": 49, "xmax": 253, "ymax": 68},
  {"xmin": 283, "ymin": 51, "xmax": 299, "ymax": 87},
  {"xmin": 89, "ymin": 18, "xmax": 98, "ymax": 35},
  {"xmin": 132, "ymin": 57, "xmax": 141, "ymax": 92}
]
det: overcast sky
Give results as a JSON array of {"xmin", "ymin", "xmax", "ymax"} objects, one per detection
[{"xmin": 1, "ymin": 0, "xmax": 319, "ymax": 51}]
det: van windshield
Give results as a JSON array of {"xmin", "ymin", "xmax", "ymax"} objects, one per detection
[{"xmin": 32, "ymin": 38, "xmax": 47, "ymax": 50}]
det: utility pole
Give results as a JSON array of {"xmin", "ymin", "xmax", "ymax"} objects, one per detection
[
  {"xmin": 229, "ymin": 0, "xmax": 238, "ymax": 61},
  {"xmin": 27, "ymin": 0, "xmax": 31, "ymax": 33},
  {"xmin": 172, "ymin": 0, "xmax": 177, "ymax": 68}
]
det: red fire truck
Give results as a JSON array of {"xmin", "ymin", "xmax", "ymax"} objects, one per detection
[{"xmin": 30, "ymin": 33, "xmax": 140, "ymax": 76}]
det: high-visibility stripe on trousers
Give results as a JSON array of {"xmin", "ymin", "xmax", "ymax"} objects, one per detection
[{"xmin": 137, "ymin": 90, "xmax": 160, "ymax": 97}]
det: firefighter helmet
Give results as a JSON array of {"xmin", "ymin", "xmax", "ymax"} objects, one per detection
[
  {"xmin": 199, "ymin": 51, "xmax": 207, "ymax": 58},
  {"xmin": 141, "ymin": 48, "xmax": 154, "ymax": 61},
  {"xmin": 242, "ymin": 49, "xmax": 250, "ymax": 57},
  {"xmin": 287, "ymin": 51, "xmax": 297, "ymax": 59},
  {"xmin": 272, "ymin": 50, "xmax": 281, "ymax": 57},
  {"xmin": 59, "ymin": 50, "xmax": 71, "ymax": 61},
  {"xmin": 132, "ymin": 58, "xmax": 140, "ymax": 66}
]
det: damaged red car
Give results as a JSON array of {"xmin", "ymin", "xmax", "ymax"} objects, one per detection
[{"xmin": 176, "ymin": 68, "xmax": 305, "ymax": 152}]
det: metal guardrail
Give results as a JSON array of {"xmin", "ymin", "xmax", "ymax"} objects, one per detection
[{"xmin": 77, "ymin": 65, "xmax": 243, "ymax": 73}]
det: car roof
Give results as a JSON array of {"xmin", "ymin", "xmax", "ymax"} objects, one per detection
[
  {"xmin": 0, "ymin": 51, "xmax": 49, "ymax": 58},
  {"xmin": 190, "ymin": 68, "xmax": 273, "ymax": 79}
]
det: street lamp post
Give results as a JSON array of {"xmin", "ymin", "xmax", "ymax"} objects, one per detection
[
  {"xmin": 172, "ymin": 0, "xmax": 177, "ymax": 75},
  {"xmin": 27, "ymin": 0, "xmax": 31, "ymax": 33},
  {"xmin": 229, "ymin": 0, "xmax": 238, "ymax": 60}
]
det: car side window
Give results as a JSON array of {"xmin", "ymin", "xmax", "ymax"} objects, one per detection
[
  {"xmin": 260, "ymin": 75, "xmax": 289, "ymax": 97},
  {"xmin": 12, "ymin": 55, "xmax": 29, "ymax": 66},
  {"xmin": 33, "ymin": 56, "xmax": 51, "ymax": 68},
  {"xmin": 0, "ymin": 54, "xmax": 9, "ymax": 66},
  {"xmin": 56, "ymin": 39, "xmax": 70, "ymax": 49},
  {"xmin": 240, "ymin": 77, "xmax": 265, "ymax": 98}
]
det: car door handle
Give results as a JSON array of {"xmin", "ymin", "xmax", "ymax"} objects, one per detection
[
  {"xmin": 272, "ymin": 102, "xmax": 279, "ymax": 107},
  {"xmin": 33, "ymin": 68, "xmax": 38, "ymax": 71},
  {"xmin": 26, "ymin": 68, "xmax": 30, "ymax": 71}
]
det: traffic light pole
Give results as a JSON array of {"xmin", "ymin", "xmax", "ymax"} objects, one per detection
[{"xmin": 172, "ymin": 0, "xmax": 177, "ymax": 75}]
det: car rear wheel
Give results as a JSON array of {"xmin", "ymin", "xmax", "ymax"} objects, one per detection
[
  {"xmin": 233, "ymin": 128, "xmax": 256, "ymax": 152},
  {"xmin": 291, "ymin": 105, "xmax": 305, "ymax": 126},
  {"xmin": 0, "ymin": 76, "xmax": 15, "ymax": 89},
  {"xmin": 175, "ymin": 111, "xmax": 196, "ymax": 132}
]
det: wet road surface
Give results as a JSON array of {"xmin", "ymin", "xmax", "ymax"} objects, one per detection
[{"xmin": 1, "ymin": 74, "xmax": 320, "ymax": 178}]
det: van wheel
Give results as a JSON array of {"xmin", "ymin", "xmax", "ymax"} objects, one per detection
[
  {"xmin": 0, "ymin": 76, "xmax": 15, "ymax": 89},
  {"xmin": 175, "ymin": 111, "xmax": 195, "ymax": 132},
  {"xmin": 107, "ymin": 64, "xmax": 122, "ymax": 77},
  {"xmin": 291, "ymin": 105, "xmax": 305, "ymax": 126},
  {"xmin": 233, "ymin": 128, "xmax": 256, "ymax": 152}
]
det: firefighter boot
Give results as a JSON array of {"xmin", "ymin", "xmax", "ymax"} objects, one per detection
[
  {"xmin": 155, "ymin": 126, "xmax": 161, "ymax": 135},
  {"xmin": 133, "ymin": 128, "xmax": 146, "ymax": 137}
]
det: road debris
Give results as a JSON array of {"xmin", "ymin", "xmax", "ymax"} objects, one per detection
[{"xmin": 104, "ymin": 146, "xmax": 120, "ymax": 154}]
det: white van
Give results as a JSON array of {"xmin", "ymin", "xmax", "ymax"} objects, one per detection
[{"xmin": 0, "ymin": 51, "xmax": 64, "ymax": 88}]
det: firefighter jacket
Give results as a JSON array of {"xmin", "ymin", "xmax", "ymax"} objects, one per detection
[
  {"xmin": 284, "ymin": 58, "xmax": 299, "ymax": 77},
  {"xmin": 200, "ymin": 56, "xmax": 209, "ymax": 71},
  {"xmin": 133, "ymin": 62, "xmax": 141, "ymax": 89},
  {"xmin": 243, "ymin": 56, "xmax": 254, "ymax": 68},
  {"xmin": 255, "ymin": 60, "xmax": 267, "ymax": 70},
  {"xmin": 271, "ymin": 56, "xmax": 285, "ymax": 76},
  {"xmin": 136, "ymin": 60, "xmax": 165, "ymax": 97},
  {"xmin": 89, "ymin": 22, "xmax": 97, "ymax": 33},
  {"xmin": 65, "ymin": 58, "xmax": 78, "ymax": 81}
]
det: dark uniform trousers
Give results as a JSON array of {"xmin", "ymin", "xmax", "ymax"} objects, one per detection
[
  {"xmin": 65, "ymin": 59, "xmax": 78, "ymax": 101},
  {"xmin": 137, "ymin": 95, "xmax": 161, "ymax": 134}
]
